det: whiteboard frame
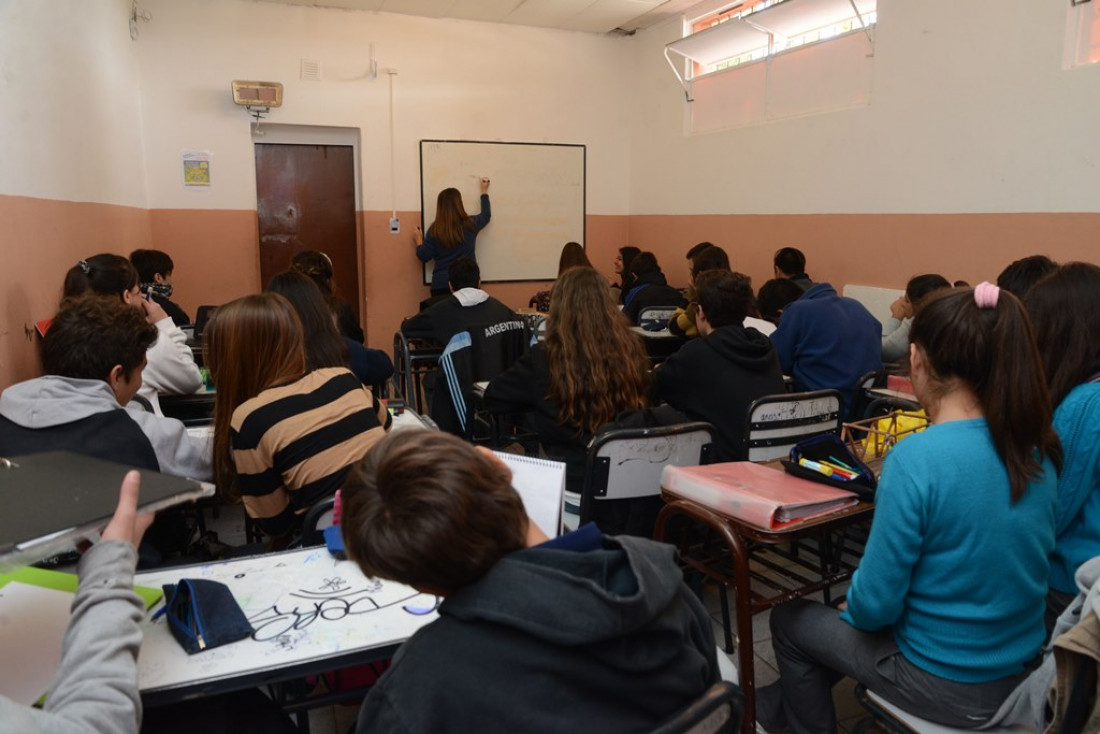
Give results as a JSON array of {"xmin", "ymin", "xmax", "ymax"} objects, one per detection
[{"xmin": 419, "ymin": 139, "xmax": 587, "ymax": 285}]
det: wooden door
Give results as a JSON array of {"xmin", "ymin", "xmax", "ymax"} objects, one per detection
[{"xmin": 255, "ymin": 144, "xmax": 359, "ymax": 324}]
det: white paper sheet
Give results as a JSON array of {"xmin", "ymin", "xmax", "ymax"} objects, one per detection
[{"xmin": 0, "ymin": 581, "xmax": 72, "ymax": 705}]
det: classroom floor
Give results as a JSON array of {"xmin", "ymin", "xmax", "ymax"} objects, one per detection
[{"xmin": 199, "ymin": 504, "xmax": 884, "ymax": 734}]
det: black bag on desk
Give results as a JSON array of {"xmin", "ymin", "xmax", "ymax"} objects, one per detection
[
  {"xmin": 155, "ymin": 578, "xmax": 253, "ymax": 654},
  {"xmin": 782, "ymin": 433, "xmax": 877, "ymax": 501}
]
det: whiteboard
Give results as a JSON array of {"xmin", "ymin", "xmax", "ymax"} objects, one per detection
[{"xmin": 420, "ymin": 140, "xmax": 586, "ymax": 283}]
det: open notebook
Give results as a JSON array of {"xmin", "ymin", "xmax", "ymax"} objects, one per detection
[
  {"xmin": 0, "ymin": 452, "xmax": 213, "ymax": 570},
  {"xmin": 493, "ymin": 452, "xmax": 566, "ymax": 538}
]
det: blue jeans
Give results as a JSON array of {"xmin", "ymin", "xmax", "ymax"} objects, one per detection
[{"xmin": 759, "ymin": 599, "xmax": 1031, "ymax": 734}]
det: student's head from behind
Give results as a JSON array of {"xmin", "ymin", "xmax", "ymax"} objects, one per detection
[
  {"xmin": 44, "ymin": 296, "xmax": 157, "ymax": 405},
  {"xmin": 547, "ymin": 267, "xmax": 650, "ymax": 434},
  {"xmin": 62, "ymin": 254, "xmax": 140, "ymax": 304},
  {"xmin": 627, "ymin": 251, "xmax": 661, "ymax": 279},
  {"xmin": 129, "ymin": 249, "xmax": 175, "ymax": 285},
  {"xmin": 291, "ymin": 250, "xmax": 335, "ymax": 292},
  {"xmin": 909, "ymin": 284, "xmax": 1061, "ymax": 503},
  {"xmin": 341, "ymin": 431, "xmax": 528, "ymax": 595},
  {"xmin": 557, "ymin": 242, "xmax": 591, "ymax": 276},
  {"xmin": 694, "ymin": 270, "xmax": 753, "ymax": 334},
  {"xmin": 448, "ymin": 257, "xmax": 481, "ymax": 291},
  {"xmin": 902, "ymin": 273, "xmax": 951, "ymax": 314},
  {"xmin": 428, "ymin": 188, "xmax": 472, "ymax": 250},
  {"xmin": 614, "ymin": 246, "xmax": 641, "ymax": 277},
  {"xmin": 757, "ymin": 278, "xmax": 804, "ymax": 324},
  {"xmin": 205, "ymin": 293, "xmax": 308, "ymax": 495},
  {"xmin": 773, "ymin": 247, "xmax": 806, "ymax": 279},
  {"xmin": 266, "ymin": 270, "xmax": 348, "ymax": 371},
  {"xmin": 689, "ymin": 245, "xmax": 730, "ymax": 283},
  {"xmin": 1025, "ymin": 262, "xmax": 1100, "ymax": 409},
  {"xmin": 996, "ymin": 254, "xmax": 1057, "ymax": 299}
]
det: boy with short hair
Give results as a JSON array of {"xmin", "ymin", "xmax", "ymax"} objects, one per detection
[
  {"xmin": 0, "ymin": 297, "xmax": 211, "ymax": 481},
  {"xmin": 130, "ymin": 248, "xmax": 190, "ymax": 326},
  {"xmin": 773, "ymin": 247, "xmax": 812, "ymax": 291},
  {"xmin": 341, "ymin": 431, "xmax": 719, "ymax": 734}
]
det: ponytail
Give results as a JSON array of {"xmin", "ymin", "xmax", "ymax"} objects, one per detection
[
  {"xmin": 910, "ymin": 284, "xmax": 1061, "ymax": 503},
  {"xmin": 62, "ymin": 253, "xmax": 138, "ymax": 302}
]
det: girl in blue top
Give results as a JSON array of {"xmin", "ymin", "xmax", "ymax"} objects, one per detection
[
  {"xmin": 1025, "ymin": 262, "xmax": 1100, "ymax": 629},
  {"xmin": 415, "ymin": 178, "xmax": 491, "ymax": 296},
  {"xmin": 757, "ymin": 283, "xmax": 1062, "ymax": 734}
]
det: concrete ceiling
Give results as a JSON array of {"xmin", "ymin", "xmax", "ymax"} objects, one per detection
[{"xmin": 251, "ymin": 0, "xmax": 704, "ymax": 34}]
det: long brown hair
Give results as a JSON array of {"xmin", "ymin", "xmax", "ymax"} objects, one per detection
[
  {"xmin": 909, "ymin": 287, "xmax": 1062, "ymax": 503},
  {"xmin": 1025, "ymin": 262, "xmax": 1100, "ymax": 408},
  {"xmin": 204, "ymin": 293, "xmax": 307, "ymax": 500},
  {"xmin": 545, "ymin": 267, "xmax": 650, "ymax": 434},
  {"xmin": 557, "ymin": 242, "xmax": 591, "ymax": 275},
  {"xmin": 266, "ymin": 270, "xmax": 349, "ymax": 372},
  {"xmin": 426, "ymin": 188, "xmax": 472, "ymax": 250}
]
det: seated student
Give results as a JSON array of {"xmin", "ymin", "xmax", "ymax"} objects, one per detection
[
  {"xmin": 401, "ymin": 256, "xmax": 521, "ymax": 347},
  {"xmin": 0, "ymin": 296, "xmax": 211, "ymax": 481},
  {"xmin": 656, "ymin": 271, "xmax": 787, "ymax": 462},
  {"xmin": 996, "ymin": 254, "xmax": 1057, "ymax": 299},
  {"xmin": 757, "ymin": 284, "xmax": 1061, "ymax": 734},
  {"xmin": 610, "ymin": 245, "xmax": 641, "ymax": 305},
  {"xmin": 267, "ymin": 270, "xmax": 394, "ymax": 386},
  {"xmin": 529, "ymin": 241, "xmax": 591, "ymax": 313},
  {"xmin": 63, "ymin": 254, "xmax": 203, "ymax": 413},
  {"xmin": 669, "ymin": 244, "xmax": 725, "ymax": 338},
  {"xmin": 1025, "ymin": 263, "xmax": 1100, "ymax": 629},
  {"xmin": 341, "ymin": 430, "xmax": 720, "ymax": 734},
  {"xmin": 621, "ymin": 251, "xmax": 684, "ymax": 325},
  {"xmin": 757, "ymin": 277, "xmax": 805, "ymax": 325},
  {"xmin": 0, "ymin": 472, "xmax": 152, "ymax": 734},
  {"xmin": 130, "ymin": 248, "xmax": 190, "ymax": 327},
  {"xmin": 880, "ymin": 273, "xmax": 950, "ymax": 362},
  {"xmin": 770, "ymin": 280, "xmax": 882, "ymax": 417},
  {"xmin": 291, "ymin": 249, "xmax": 365, "ymax": 343},
  {"xmin": 773, "ymin": 246, "xmax": 812, "ymax": 291},
  {"xmin": 485, "ymin": 267, "xmax": 651, "ymax": 520},
  {"xmin": 205, "ymin": 293, "xmax": 389, "ymax": 546}
]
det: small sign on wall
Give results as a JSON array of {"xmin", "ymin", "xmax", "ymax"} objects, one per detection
[{"xmin": 182, "ymin": 150, "xmax": 212, "ymax": 187}]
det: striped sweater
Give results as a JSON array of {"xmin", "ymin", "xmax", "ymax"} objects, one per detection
[{"xmin": 231, "ymin": 367, "xmax": 389, "ymax": 537}]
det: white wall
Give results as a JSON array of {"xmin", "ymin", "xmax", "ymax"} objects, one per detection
[
  {"xmin": 629, "ymin": 0, "xmax": 1100, "ymax": 215},
  {"xmin": 0, "ymin": 0, "xmax": 148, "ymax": 206},
  {"xmin": 136, "ymin": 0, "xmax": 635, "ymax": 214}
]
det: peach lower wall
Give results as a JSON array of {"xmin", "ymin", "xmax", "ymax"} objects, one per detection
[
  {"xmin": 5, "ymin": 198, "xmax": 1097, "ymax": 390},
  {"xmin": 628, "ymin": 213, "xmax": 1100, "ymax": 295},
  {"xmin": 0, "ymin": 195, "xmax": 152, "ymax": 387}
]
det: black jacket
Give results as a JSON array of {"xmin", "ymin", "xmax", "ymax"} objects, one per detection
[
  {"xmin": 655, "ymin": 324, "xmax": 786, "ymax": 461},
  {"xmin": 401, "ymin": 292, "xmax": 519, "ymax": 347},
  {"xmin": 355, "ymin": 533, "xmax": 719, "ymax": 734},
  {"xmin": 622, "ymin": 272, "xmax": 683, "ymax": 325}
]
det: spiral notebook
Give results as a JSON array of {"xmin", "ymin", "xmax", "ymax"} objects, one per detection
[{"xmin": 493, "ymin": 452, "xmax": 566, "ymax": 538}]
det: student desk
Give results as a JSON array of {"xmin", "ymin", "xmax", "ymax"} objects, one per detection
[
  {"xmin": 628, "ymin": 325, "xmax": 686, "ymax": 365},
  {"xmin": 137, "ymin": 546, "xmax": 437, "ymax": 707},
  {"xmin": 654, "ymin": 488, "xmax": 873, "ymax": 734},
  {"xmin": 160, "ymin": 384, "xmax": 216, "ymax": 426}
]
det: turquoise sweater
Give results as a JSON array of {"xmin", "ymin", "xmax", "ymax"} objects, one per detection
[
  {"xmin": 1049, "ymin": 382, "xmax": 1100, "ymax": 594},
  {"xmin": 841, "ymin": 419, "xmax": 1056, "ymax": 683}
]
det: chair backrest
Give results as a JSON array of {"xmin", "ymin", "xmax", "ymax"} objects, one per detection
[
  {"xmin": 580, "ymin": 421, "xmax": 716, "ymax": 525},
  {"xmin": 743, "ymin": 389, "xmax": 843, "ymax": 462},
  {"xmin": 638, "ymin": 306, "xmax": 677, "ymax": 331},
  {"xmin": 851, "ymin": 368, "xmax": 888, "ymax": 421},
  {"xmin": 299, "ymin": 495, "xmax": 337, "ymax": 547},
  {"xmin": 650, "ymin": 680, "xmax": 742, "ymax": 734}
]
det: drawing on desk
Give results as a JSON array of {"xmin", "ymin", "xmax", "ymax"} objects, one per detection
[{"xmin": 137, "ymin": 548, "xmax": 439, "ymax": 693}]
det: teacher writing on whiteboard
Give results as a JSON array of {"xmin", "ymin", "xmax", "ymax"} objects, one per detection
[{"xmin": 415, "ymin": 177, "xmax": 492, "ymax": 296}]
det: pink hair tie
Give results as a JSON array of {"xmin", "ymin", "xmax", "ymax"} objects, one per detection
[{"xmin": 974, "ymin": 281, "xmax": 1000, "ymax": 309}]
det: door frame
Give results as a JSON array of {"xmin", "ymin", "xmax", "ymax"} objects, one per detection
[{"xmin": 250, "ymin": 124, "xmax": 365, "ymax": 335}]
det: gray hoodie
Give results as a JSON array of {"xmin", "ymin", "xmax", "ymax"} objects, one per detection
[{"xmin": 0, "ymin": 376, "xmax": 211, "ymax": 481}]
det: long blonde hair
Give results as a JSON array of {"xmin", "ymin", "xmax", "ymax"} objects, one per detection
[
  {"xmin": 205, "ymin": 293, "xmax": 307, "ymax": 500},
  {"xmin": 427, "ymin": 188, "xmax": 472, "ymax": 250},
  {"xmin": 546, "ymin": 267, "xmax": 651, "ymax": 434}
]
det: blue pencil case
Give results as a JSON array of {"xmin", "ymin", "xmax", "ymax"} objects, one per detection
[
  {"xmin": 154, "ymin": 578, "xmax": 253, "ymax": 654},
  {"xmin": 781, "ymin": 433, "xmax": 877, "ymax": 501}
]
